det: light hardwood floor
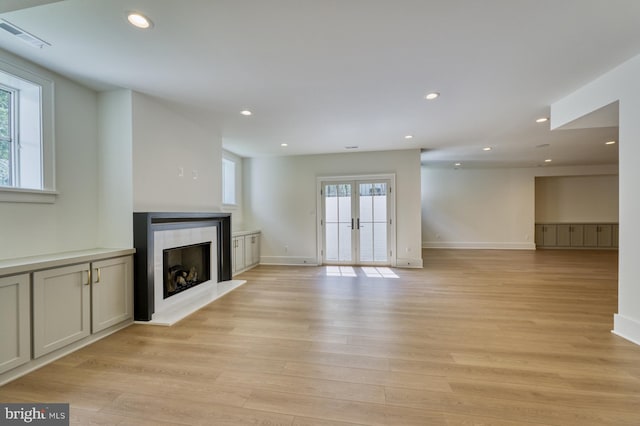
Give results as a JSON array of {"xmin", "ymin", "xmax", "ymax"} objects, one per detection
[{"xmin": 2, "ymin": 249, "xmax": 640, "ymax": 425}]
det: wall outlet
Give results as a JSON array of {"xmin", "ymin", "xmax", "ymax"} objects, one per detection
[
  {"xmin": 178, "ymin": 167, "xmax": 184, "ymax": 177},
  {"xmin": 284, "ymin": 245, "xmax": 288, "ymax": 253}
]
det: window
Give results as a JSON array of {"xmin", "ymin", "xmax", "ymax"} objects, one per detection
[
  {"xmin": 0, "ymin": 58, "xmax": 55, "ymax": 202},
  {"xmin": 222, "ymin": 157, "xmax": 236, "ymax": 205},
  {"xmin": 0, "ymin": 86, "xmax": 14, "ymax": 186}
]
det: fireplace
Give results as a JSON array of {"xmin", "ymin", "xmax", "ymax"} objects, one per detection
[
  {"xmin": 163, "ymin": 242, "xmax": 211, "ymax": 299},
  {"xmin": 133, "ymin": 212, "xmax": 232, "ymax": 321}
]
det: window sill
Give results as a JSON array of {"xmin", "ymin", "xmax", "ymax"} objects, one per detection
[{"xmin": 0, "ymin": 187, "xmax": 58, "ymax": 204}]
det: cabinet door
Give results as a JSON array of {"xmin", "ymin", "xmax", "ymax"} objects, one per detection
[
  {"xmin": 92, "ymin": 256, "xmax": 134, "ymax": 333},
  {"xmin": 535, "ymin": 225, "xmax": 545, "ymax": 246},
  {"xmin": 33, "ymin": 263, "xmax": 91, "ymax": 358},
  {"xmin": 543, "ymin": 224, "xmax": 557, "ymax": 246},
  {"xmin": 570, "ymin": 225, "xmax": 584, "ymax": 247},
  {"xmin": 0, "ymin": 274, "xmax": 30, "ymax": 374},
  {"xmin": 583, "ymin": 225, "xmax": 598, "ymax": 247},
  {"xmin": 597, "ymin": 225, "xmax": 613, "ymax": 247},
  {"xmin": 232, "ymin": 236, "xmax": 245, "ymax": 273},
  {"xmin": 557, "ymin": 225, "xmax": 571, "ymax": 247},
  {"xmin": 251, "ymin": 234, "xmax": 260, "ymax": 266},
  {"xmin": 244, "ymin": 235, "xmax": 253, "ymax": 267}
]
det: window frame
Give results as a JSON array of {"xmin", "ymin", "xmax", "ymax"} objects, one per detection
[{"xmin": 0, "ymin": 57, "xmax": 56, "ymax": 203}]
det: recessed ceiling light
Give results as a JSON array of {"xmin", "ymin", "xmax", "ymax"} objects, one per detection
[
  {"xmin": 404, "ymin": 135, "xmax": 414, "ymax": 140},
  {"xmin": 605, "ymin": 140, "xmax": 617, "ymax": 145},
  {"xmin": 544, "ymin": 159, "xmax": 552, "ymax": 163},
  {"xmin": 240, "ymin": 110, "xmax": 252, "ymax": 116},
  {"xmin": 483, "ymin": 147, "xmax": 492, "ymax": 151},
  {"xmin": 280, "ymin": 143, "xmax": 288, "ymax": 147},
  {"xmin": 127, "ymin": 12, "xmax": 153, "ymax": 29},
  {"xmin": 454, "ymin": 162, "xmax": 461, "ymax": 167},
  {"xmin": 536, "ymin": 117, "xmax": 549, "ymax": 123},
  {"xmin": 425, "ymin": 92, "xmax": 440, "ymax": 100}
]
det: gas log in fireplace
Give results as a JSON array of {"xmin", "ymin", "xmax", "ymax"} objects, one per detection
[{"xmin": 133, "ymin": 212, "xmax": 232, "ymax": 321}]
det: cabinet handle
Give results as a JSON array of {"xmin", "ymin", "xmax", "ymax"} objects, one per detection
[
  {"xmin": 95, "ymin": 268, "xmax": 101, "ymax": 284},
  {"xmin": 85, "ymin": 269, "xmax": 91, "ymax": 286}
]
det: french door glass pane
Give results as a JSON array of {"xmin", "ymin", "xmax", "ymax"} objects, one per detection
[
  {"xmin": 325, "ymin": 183, "xmax": 352, "ymax": 262},
  {"xmin": 359, "ymin": 182, "xmax": 387, "ymax": 263}
]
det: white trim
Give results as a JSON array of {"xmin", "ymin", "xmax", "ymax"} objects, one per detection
[
  {"xmin": 260, "ymin": 256, "xmax": 317, "ymax": 266},
  {"xmin": 395, "ymin": 257, "xmax": 424, "ymax": 268},
  {"xmin": 0, "ymin": 186, "xmax": 57, "ymax": 203},
  {"xmin": 612, "ymin": 314, "xmax": 640, "ymax": 346},
  {"xmin": 422, "ymin": 241, "xmax": 536, "ymax": 250}
]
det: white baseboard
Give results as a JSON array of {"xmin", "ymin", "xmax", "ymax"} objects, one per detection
[
  {"xmin": 612, "ymin": 314, "xmax": 640, "ymax": 346},
  {"xmin": 395, "ymin": 257, "xmax": 423, "ymax": 268},
  {"xmin": 260, "ymin": 256, "xmax": 317, "ymax": 266},
  {"xmin": 422, "ymin": 241, "xmax": 536, "ymax": 250}
]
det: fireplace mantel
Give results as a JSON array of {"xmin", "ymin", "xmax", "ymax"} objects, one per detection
[{"xmin": 133, "ymin": 212, "xmax": 232, "ymax": 321}]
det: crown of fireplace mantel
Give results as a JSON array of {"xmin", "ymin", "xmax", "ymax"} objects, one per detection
[{"xmin": 133, "ymin": 212, "xmax": 232, "ymax": 321}]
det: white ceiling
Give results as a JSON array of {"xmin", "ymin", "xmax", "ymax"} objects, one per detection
[{"xmin": 1, "ymin": 1, "xmax": 638, "ymax": 167}]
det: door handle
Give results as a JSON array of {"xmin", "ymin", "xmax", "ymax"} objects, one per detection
[
  {"xmin": 351, "ymin": 218, "xmax": 354, "ymax": 230},
  {"xmin": 357, "ymin": 218, "xmax": 360, "ymax": 229}
]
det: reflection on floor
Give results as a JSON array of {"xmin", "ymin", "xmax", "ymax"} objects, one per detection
[{"xmin": 325, "ymin": 266, "xmax": 399, "ymax": 278}]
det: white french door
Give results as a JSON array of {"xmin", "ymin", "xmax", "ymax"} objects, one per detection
[{"xmin": 319, "ymin": 177, "xmax": 394, "ymax": 266}]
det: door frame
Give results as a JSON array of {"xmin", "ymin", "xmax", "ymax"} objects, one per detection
[{"xmin": 316, "ymin": 173, "xmax": 396, "ymax": 267}]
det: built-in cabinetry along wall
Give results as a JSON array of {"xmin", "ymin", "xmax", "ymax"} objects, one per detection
[
  {"xmin": 0, "ymin": 249, "xmax": 134, "ymax": 385},
  {"xmin": 232, "ymin": 231, "xmax": 260, "ymax": 275},
  {"xmin": 535, "ymin": 223, "xmax": 619, "ymax": 248},
  {"xmin": 535, "ymin": 175, "xmax": 619, "ymax": 250}
]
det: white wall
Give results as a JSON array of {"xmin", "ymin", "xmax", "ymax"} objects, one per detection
[
  {"xmin": 421, "ymin": 164, "xmax": 618, "ymax": 249},
  {"xmin": 131, "ymin": 93, "xmax": 223, "ymax": 212},
  {"xmin": 244, "ymin": 149, "xmax": 422, "ymax": 266},
  {"xmin": 0, "ymin": 48, "xmax": 99, "ymax": 259},
  {"xmin": 422, "ymin": 167, "xmax": 535, "ymax": 249},
  {"xmin": 97, "ymin": 89, "xmax": 133, "ymax": 248},
  {"xmin": 552, "ymin": 53, "xmax": 640, "ymax": 345},
  {"xmin": 535, "ymin": 175, "xmax": 618, "ymax": 223}
]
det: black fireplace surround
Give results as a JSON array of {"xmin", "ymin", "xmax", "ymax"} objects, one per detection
[{"xmin": 133, "ymin": 212, "xmax": 232, "ymax": 321}]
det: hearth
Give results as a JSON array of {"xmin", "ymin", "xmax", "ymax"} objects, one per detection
[{"xmin": 133, "ymin": 212, "xmax": 231, "ymax": 321}]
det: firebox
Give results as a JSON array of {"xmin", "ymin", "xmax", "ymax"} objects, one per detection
[{"xmin": 163, "ymin": 242, "xmax": 211, "ymax": 299}]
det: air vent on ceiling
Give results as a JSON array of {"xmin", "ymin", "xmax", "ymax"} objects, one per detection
[{"xmin": 0, "ymin": 19, "xmax": 50, "ymax": 49}]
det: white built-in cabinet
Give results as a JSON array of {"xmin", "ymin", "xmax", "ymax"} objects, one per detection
[
  {"xmin": 0, "ymin": 274, "xmax": 30, "ymax": 374},
  {"xmin": 33, "ymin": 264, "xmax": 91, "ymax": 358},
  {"xmin": 0, "ymin": 249, "xmax": 134, "ymax": 384},
  {"xmin": 32, "ymin": 256, "xmax": 134, "ymax": 358},
  {"xmin": 232, "ymin": 231, "xmax": 260, "ymax": 275},
  {"xmin": 91, "ymin": 256, "xmax": 134, "ymax": 333},
  {"xmin": 536, "ymin": 223, "xmax": 618, "ymax": 249}
]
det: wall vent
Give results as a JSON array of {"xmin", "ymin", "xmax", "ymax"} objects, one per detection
[{"xmin": 0, "ymin": 19, "xmax": 50, "ymax": 49}]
